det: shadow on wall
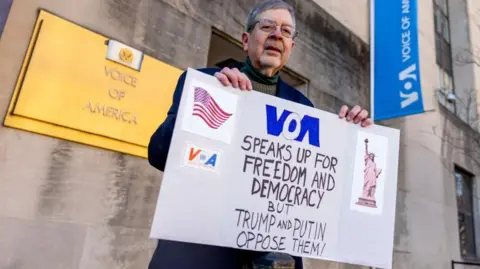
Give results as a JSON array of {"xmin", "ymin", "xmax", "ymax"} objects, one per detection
[{"xmin": 0, "ymin": 0, "xmax": 13, "ymax": 38}]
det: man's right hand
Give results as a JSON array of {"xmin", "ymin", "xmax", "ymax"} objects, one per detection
[{"xmin": 214, "ymin": 67, "xmax": 253, "ymax": 91}]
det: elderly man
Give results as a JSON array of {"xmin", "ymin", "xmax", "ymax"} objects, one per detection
[{"xmin": 148, "ymin": 1, "xmax": 372, "ymax": 269}]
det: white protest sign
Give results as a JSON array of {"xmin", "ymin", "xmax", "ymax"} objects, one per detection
[{"xmin": 150, "ymin": 68, "xmax": 400, "ymax": 269}]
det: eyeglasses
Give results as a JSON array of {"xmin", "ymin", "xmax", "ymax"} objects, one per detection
[{"xmin": 248, "ymin": 18, "xmax": 298, "ymax": 39}]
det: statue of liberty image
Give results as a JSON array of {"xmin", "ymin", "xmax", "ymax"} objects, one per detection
[{"xmin": 356, "ymin": 138, "xmax": 383, "ymax": 208}]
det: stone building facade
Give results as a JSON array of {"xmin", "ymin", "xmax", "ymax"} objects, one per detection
[{"xmin": 0, "ymin": 0, "xmax": 479, "ymax": 268}]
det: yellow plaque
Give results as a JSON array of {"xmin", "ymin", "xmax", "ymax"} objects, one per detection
[{"xmin": 4, "ymin": 10, "xmax": 183, "ymax": 158}]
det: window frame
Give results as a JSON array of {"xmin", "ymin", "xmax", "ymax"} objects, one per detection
[
  {"xmin": 454, "ymin": 166, "xmax": 478, "ymax": 261},
  {"xmin": 433, "ymin": 0, "xmax": 456, "ymax": 112}
]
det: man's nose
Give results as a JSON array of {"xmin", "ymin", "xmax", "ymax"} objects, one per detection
[{"xmin": 269, "ymin": 26, "xmax": 283, "ymax": 39}]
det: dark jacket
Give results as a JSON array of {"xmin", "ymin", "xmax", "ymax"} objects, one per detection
[{"xmin": 148, "ymin": 67, "xmax": 314, "ymax": 269}]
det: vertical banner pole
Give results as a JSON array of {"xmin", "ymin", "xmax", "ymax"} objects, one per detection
[{"xmin": 370, "ymin": 0, "xmax": 375, "ymax": 123}]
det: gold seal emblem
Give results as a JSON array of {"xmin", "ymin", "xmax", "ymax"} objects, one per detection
[{"xmin": 119, "ymin": 48, "xmax": 134, "ymax": 64}]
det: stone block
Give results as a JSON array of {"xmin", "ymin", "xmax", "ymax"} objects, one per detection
[
  {"xmin": 0, "ymin": 130, "xmax": 56, "ymax": 220},
  {"xmin": 78, "ymin": 225, "xmax": 156, "ymax": 269},
  {"xmin": 392, "ymin": 251, "xmax": 412, "ymax": 269},
  {"xmin": 409, "ymin": 251, "xmax": 450, "ymax": 269},
  {"xmin": 394, "ymin": 190, "xmax": 410, "ymax": 253},
  {"xmin": 0, "ymin": 218, "xmax": 86, "ymax": 269},
  {"xmin": 401, "ymin": 138, "xmax": 449, "ymax": 205},
  {"xmin": 34, "ymin": 145, "xmax": 161, "ymax": 230},
  {"xmin": 404, "ymin": 192, "xmax": 449, "ymax": 256},
  {"xmin": 311, "ymin": 0, "xmax": 368, "ymax": 42}
]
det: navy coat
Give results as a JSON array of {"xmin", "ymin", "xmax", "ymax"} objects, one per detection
[{"xmin": 148, "ymin": 67, "xmax": 314, "ymax": 269}]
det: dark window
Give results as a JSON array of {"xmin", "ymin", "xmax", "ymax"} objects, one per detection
[
  {"xmin": 455, "ymin": 167, "xmax": 477, "ymax": 260},
  {"xmin": 433, "ymin": 0, "xmax": 455, "ymax": 112},
  {"xmin": 433, "ymin": 0, "xmax": 452, "ymax": 75},
  {"xmin": 435, "ymin": 0, "xmax": 449, "ymax": 14}
]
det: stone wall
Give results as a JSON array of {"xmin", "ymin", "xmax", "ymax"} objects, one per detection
[{"xmin": 0, "ymin": 0, "xmax": 370, "ymax": 268}]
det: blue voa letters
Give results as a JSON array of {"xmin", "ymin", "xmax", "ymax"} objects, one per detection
[{"xmin": 265, "ymin": 105, "xmax": 320, "ymax": 147}]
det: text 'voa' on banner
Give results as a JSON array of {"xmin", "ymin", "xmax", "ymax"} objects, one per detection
[{"xmin": 371, "ymin": 0, "xmax": 427, "ymax": 121}]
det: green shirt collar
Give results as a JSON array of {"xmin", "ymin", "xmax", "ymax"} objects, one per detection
[{"xmin": 240, "ymin": 57, "xmax": 279, "ymax": 85}]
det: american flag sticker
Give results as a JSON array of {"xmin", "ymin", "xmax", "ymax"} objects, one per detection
[
  {"xmin": 192, "ymin": 87, "xmax": 233, "ymax": 129},
  {"xmin": 181, "ymin": 79, "xmax": 238, "ymax": 144}
]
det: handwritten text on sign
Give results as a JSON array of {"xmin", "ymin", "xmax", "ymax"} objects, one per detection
[
  {"xmin": 234, "ymin": 131, "xmax": 338, "ymax": 256},
  {"xmin": 150, "ymin": 69, "xmax": 400, "ymax": 269}
]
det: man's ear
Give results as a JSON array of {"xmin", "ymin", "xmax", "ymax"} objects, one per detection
[
  {"xmin": 291, "ymin": 40, "xmax": 295, "ymax": 49},
  {"xmin": 241, "ymin": 32, "xmax": 249, "ymax": 52}
]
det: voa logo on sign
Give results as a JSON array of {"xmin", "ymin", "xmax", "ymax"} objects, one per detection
[
  {"xmin": 183, "ymin": 143, "xmax": 220, "ymax": 172},
  {"xmin": 265, "ymin": 105, "xmax": 320, "ymax": 147}
]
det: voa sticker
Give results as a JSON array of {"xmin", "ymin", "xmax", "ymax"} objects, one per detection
[{"xmin": 183, "ymin": 143, "xmax": 221, "ymax": 172}]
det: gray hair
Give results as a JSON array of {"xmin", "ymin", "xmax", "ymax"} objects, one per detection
[{"xmin": 244, "ymin": 0, "xmax": 296, "ymax": 32}]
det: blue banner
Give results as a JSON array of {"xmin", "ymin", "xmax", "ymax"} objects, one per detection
[
  {"xmin": 371, "ymin": 0, "xmax": 425, "ymax": 121},
  {"xmin": 0, "ymin": 0, "xmax": 13, "ymax": 38}
]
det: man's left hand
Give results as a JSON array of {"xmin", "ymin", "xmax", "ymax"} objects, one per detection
[{"xmin": 338, "ymin": 105, "xmax": 373, "ymax": 127}]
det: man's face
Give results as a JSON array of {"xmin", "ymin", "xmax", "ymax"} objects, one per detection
[{"xmin": 242, "ymin": 8, "xmax": 295, "ymax": 74}]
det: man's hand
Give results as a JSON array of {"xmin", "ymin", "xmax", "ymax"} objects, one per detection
[
  {"xmin": 338, "ymin": 105, "xmax": 373, "ymax": 127},
  {"xmin": 214, "ymin": 67, "xmax": 253, "ymax": 91}
]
